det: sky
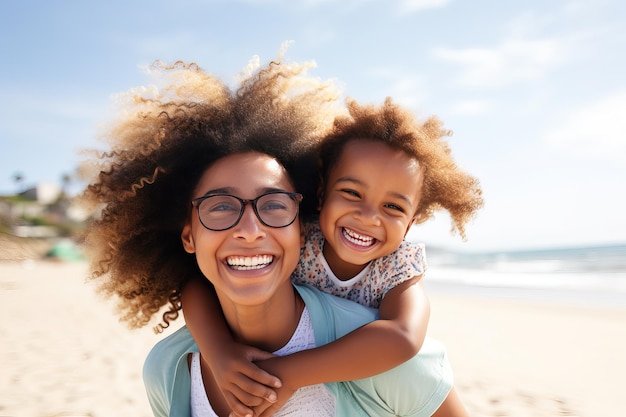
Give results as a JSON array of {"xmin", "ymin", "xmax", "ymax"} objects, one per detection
[{"xmin": 1, "ymin": 0, "xmax": 625, "ymax": 252}]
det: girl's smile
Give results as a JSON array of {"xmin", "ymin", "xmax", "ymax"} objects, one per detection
[{"xmin": 341, "ymin": 227, "xmax": 377, "ymax": 249}]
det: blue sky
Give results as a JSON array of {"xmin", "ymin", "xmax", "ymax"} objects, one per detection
[{"xmin": 1, "ymin": 0, "xmax": 625, "ymax": 251}]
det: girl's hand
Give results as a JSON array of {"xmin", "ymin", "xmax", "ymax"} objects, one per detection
[
  {"xmin": 252, "ymin": 383, "xmax": 296, "ymax": 417},
  {"xmin": 208, "ymin": 342, "xmax": 282, "ymax": 417},
  {"xmin": 251, "ymin": 356, "xmax": 298, "ymax": 417}
]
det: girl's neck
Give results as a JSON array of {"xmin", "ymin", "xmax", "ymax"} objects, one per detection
[
  {"xmin": 219, "ymin": 284, "xmax": 305, "ymax": 352},
  {"xmin": 322, "ymin": 242, "xmax": 369, "ymax": 281}
]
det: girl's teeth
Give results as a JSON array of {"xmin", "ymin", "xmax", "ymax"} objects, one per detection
[
  {"xmin": 343, "ymin": 228, "xmax": 375, "ymax": 247},
  {"xmin": 227, "ymin": 255, "xmax": 273, "ymax": 270}
]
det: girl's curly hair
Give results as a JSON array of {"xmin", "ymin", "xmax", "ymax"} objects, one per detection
[
  {"xmin": 79, "ymin": 50, "xmax": 343, "ymax": 330},
  {"xmin": 319, "ymin": 97, "xmax": 484, "ymax": 240}
]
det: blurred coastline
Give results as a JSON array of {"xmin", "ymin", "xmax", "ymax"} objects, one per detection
[{"xmin": 424, "ymin": 243, "xmax": 626, "ymax": 308}]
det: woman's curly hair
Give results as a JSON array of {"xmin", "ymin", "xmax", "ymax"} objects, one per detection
[
  {"xmin": 319, "ymin": 97, "xmax": 484, "ymax": 240},
  {"xmin": 79, "ymin": 51, "xmax": 343, "ymax": 330}
]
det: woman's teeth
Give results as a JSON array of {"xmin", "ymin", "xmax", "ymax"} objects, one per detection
[{"xmin": 226, "ymin": 255, "xmax": 273, "ymax": 270}]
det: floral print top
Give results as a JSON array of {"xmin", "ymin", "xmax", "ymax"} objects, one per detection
[{"xmin": 292, "ymin": 221, "xmax": 427, "ymax": 308}]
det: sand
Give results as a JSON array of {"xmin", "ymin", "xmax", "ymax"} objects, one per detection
[
  {"xmin": 427, "ymin": 293, "xmax": 626, "ymax": 417},
  {"xmin": 1, "ymin": 260, "xmax": 624, "ymax": 416}
]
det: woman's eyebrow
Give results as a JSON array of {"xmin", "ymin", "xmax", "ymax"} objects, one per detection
[
  {"xmin": 201, "ymin": 186, "xmax": 289, "ymax": 197},
  {"xmin": 201, "ymin": 187, "xmax": 235, "ymax": 197}
]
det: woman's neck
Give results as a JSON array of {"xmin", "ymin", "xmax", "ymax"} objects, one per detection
[{"xmin": 219, "ymin": 284, "xmax": 305, "ymax": 352}]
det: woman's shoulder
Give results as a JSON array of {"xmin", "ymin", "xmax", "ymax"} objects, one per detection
[
  {"xmin": 143, "ymin": 325, "xmax": 197, "ymax": 415},
  {"xmin": 294, "ymin": 284, "xmax": 377, "ymax": 338},
  {"xmin": 144, "ymin": 325, "xmax": 197, "ymax": 379}
]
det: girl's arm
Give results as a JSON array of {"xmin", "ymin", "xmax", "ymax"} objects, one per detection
[
  {"xmin": 181, "ymin": 277, "xmax": 282, "ymax": 417},
  {"xmin": 253, "ymin": 274, "xmax": 430, "ymax": 416}
]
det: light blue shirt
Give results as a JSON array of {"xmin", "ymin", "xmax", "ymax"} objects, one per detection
[{"xmin": 143, "ymin": 284, "xmax": 453, "ymax": 417}]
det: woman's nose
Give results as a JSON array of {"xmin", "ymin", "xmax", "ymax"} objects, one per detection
[{"xmin": 232, "ymin": 205, "xmax": 266, "ymax": 241}]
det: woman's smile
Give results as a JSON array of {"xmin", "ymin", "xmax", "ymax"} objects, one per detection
[{"xmin": 226, "ymin": 254, "xmax": 274, "ymax": 271}]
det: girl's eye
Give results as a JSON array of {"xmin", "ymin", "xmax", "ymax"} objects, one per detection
[
  {"xmin": 340, "ymin": 189, "xmax": 360, "ymax": 198},
  {"xmin": 384, "ymin": 203, "xmax": 406, "ymax": 213}
]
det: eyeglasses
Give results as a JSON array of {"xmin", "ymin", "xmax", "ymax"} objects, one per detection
[{"xmin": 191, "ymin": 191, "xmax": 303, "ymax": 231}]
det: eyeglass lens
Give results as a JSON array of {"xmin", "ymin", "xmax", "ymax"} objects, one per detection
[{"xmin": 196, "ymin": 192, "xmax": 300, "ymax": 230}]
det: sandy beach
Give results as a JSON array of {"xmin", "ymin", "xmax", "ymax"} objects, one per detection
[{"xmin": 1, "ymin": 259, "xmax": 624, "ymax": 417}]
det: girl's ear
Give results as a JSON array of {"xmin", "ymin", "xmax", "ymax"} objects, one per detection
[
  {"xmin": 181, "ymin": 223, "xmax": 196, "ymax": 253},
  {"xmin": 299, "ymin": 219, "xmax": 306, "ymax": 249},
  {"xmin": 316, "ymin": 182, "xmax": 325, "ymax": 211}
]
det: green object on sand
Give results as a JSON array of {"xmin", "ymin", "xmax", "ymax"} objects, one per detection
[{"xmin": 45, "ymin": 239, "xmax": 85, "ymax": 261}]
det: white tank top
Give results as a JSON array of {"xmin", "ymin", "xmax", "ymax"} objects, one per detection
[{"xmin": 190, "ymin": 307, "xmax": 335, "ymax": 416}]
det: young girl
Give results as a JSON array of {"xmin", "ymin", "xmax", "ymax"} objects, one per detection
[{"xmin": 182, "ymin": 98, "xmax": 483, "ymax": 417}]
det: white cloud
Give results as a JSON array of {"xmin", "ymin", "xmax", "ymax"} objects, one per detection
[
  {"xmin": 449, "ymin": 99, "xmax": 493, "ymax": 116},
  {"xmin": 120, "ymin": 32, "xmax": 212, "ymax": 61},
  {"xmin": 543, "ymin": 91, "xmax": 626, "ymax": 162},
  {"xmin": 396, "ymin": 0, "xmax": 448, "ymax": 14},
  {"xmin": 0, "ymin": 90, "xmax": 105, "ymax": 141},
  {"xmin": 363, "ymin": 67, "xmax": 427, "ymax": 109},
  {"xmin": 237, "ymin": 0, "xmax": 374, "ymax": 11},
  {"xmin": 434, "ymin": 37, "xmax": 570, "ymax": 88},
  {"xmin": 300, "ymin": 22, "xmax": 336, "ymax": 47}
]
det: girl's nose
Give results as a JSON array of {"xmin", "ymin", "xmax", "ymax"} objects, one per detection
[{"xmin": 355, "ymin": 203, "xmax": 381, "ymax": 226}]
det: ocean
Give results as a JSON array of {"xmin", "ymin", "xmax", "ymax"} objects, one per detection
[{"xmin": 422, "ymin": 243, "xmax": 626, "ymax": 308}]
